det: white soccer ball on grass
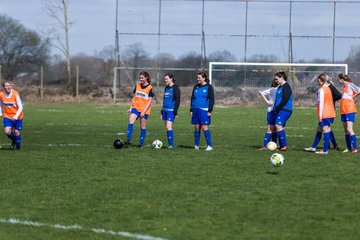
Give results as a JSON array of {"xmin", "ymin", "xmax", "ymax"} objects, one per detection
[
  {"xmin": 270, "ymin": 153, "xmax": 284, "ymax": 167},
  {"xmin": 266, "ymin": 141, "xmax": 277, "ymax": 151},
  {"xmin": 152, "ymin": 140, "xmax": 163, "ymax": 149}
]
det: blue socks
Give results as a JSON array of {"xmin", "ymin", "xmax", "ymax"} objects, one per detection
[
  {"xmin": 323, "ymin": 132, "xmax": 330, "ymax": 152},
  {"xmin": 351, "ymin": 134, "xmax": 358, "ymax": 150},
  {"xmin": 167, "ymin": 130, "xmax": 174, "ymax": 147},
  {"xmin": 311, "ymin": 131, "xmax": 322, "ymax": 148},
  {"xmin": 127, "ymin": 123, "xmax": 134, "ymax": 142},
  {"xmin": 194, "ymin": 131, "xmax": 200, "ymax": 146},
  {"xmin": 329, "ymin": 131, "xmax": 338, "ymax": 148},
  {"xmin": 204, "ymin": 130, "xmax": 212, "ymax": 147},
  {"xmin": 7, "ymin": 132, "xmax": 15, "ymax": 142},
  {"xmin": 345, "ymin": 134, "xmax": 352, "ymax": 150},
  {"xmin": 15, "ymin": 134, "xmax": 21, "ymax": 149},
  {"xmin": 139, "ymin": 129, "xmax": 146, "ymax": 146},
  {"xmin": 278, "ymin": 130, "xmax": 287, "ymax": 148},
  {"xmin": 271, "ymin": 132, "xmax": 278, "ymax": 143},
  {"xmin": 263, "ymin": 133, "xmax": 271, "ymax": 147},
  {"xmin": 194, "ymin": 130, "xmax": 212, "ymax": 147}
]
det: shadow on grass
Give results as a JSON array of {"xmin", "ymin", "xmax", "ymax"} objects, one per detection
[
  {"xmin": 0, "ymin": 147, "xmax": 15, "ymax": 151},
  {"xmin": 250, "ymin": 145, "xmax": 262, "ymax": 150},
  {"xmin": 266, "ymin": 171, "xmax": 280, "ymax": 175},
  {"xmin": 177, "ymin": 144, "xmax": 195, "ymax": 149}
]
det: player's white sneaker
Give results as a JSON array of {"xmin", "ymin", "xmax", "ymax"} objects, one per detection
[
  {"xmin": 194, "ymin": 145, "xmax": 200, "ymax": 150},
  {"xmin": 304, "ymin": 147, "xmax": 316, "ymax": 152},
  {"xmin": 315, "ymin": 150, "xmax": 328, "ymax": 155},
  {"xmin": 205, "ymin": 146, "xmax": 213, "ymax": 151}
]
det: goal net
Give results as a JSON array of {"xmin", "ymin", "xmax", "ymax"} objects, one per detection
[{"xmin": 209, "ymin": 62, "xmax": 348, "ymax": 106}]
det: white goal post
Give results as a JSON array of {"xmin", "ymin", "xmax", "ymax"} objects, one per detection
[{"xmin": 208, "ymin": 62, "xmax": 348, "ymax": 105}]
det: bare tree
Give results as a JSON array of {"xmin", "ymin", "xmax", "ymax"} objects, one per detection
[
  {"xmin": 122, "ymin": 43, "xmax": 149, "ymax": 84},
  {"xmin": 43, "ymin": 0, "xmax": 73, "ymax": 92},
  {"xmin": 0, "ymin": 14, "xmax": 50, "ymax": 81},
  {"xmin": 345, "ymin": 45, "xmax": 360, "ymax": 72}
]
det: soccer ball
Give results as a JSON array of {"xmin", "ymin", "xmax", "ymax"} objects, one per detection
[
  {"xmin": 267, "ymin": 141, "xmax": 277, "ymax": 151},
  {"xmin": 152, "ymin": 140, "xmax": 163, "ymax": 149},
  {"xmin": 113, "ymin": 139, "xmax": 124, "ymax": 149},
  {"xmin": 270, "ymin": 153, "xmax": 284, "ymax": 167}
]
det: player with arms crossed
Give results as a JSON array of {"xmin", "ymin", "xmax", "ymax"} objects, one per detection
[
  {"xmin": 273, "ymin": 71, "xmax": 293, "ymax": 151},
  {"xmin": 304, "ymin": 74, "xmax": 336, "ymax": 154},
  {"xmin": 0, "ymin": 81, "xmax": 24, "ymax": 150},
  {"xmin": 190, "ymin": 71, "xmax": 214, "ymax": 151},
  {"xmin": 161, "ymin": 73, "xmax": 181, "ymax": 149},
  {"xmin": 125, "ymin": 71, "xmax": 154, "ymax": 148},
  {"xmin": 338, "ymin": 73, "xmax": 360, "ymax": 153},
  {"xmin": 259, "ymin": 78, "xmax": 279, "ymax": 150}
]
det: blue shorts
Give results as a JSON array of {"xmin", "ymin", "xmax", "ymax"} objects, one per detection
[
  {"xmin": 191, "ymin": 108, "xmax": 211, "ymax": 125},
  {"xmin": 319, "ymin": 118, "xmax": 334, "ymax": 127},
  {"xmin": 161, "ymin": 110, "xmax": 175, "ymax": 122},
  {"xmin": 4, "ymin": 118, "xmax": 23, "ymax": 130},
  {"xmin": 130, "ymin": 108, "xmax": 149, "ymax": 120},
  {"xmin": 341, "ymin": 113, "xmax": 356, "ymax": 123},
  {"xmin": 267, "ymin": 111, "xmax": 277, "ymax": 125},
  {"xmin": 275, "ymin": 110, "xmax": 292, "ymax": 127}
]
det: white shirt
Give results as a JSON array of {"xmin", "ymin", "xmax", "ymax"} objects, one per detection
[{"xmin": 260, "ymin": 87, "xmax": 277, "ymax": 112}]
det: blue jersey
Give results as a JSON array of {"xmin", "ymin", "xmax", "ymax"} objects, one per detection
[
  {"xmin": 274, "ymin": 82, "xmax": 293, "ymax": 113},
  {"xmin": 162, "ymin": 84, "xmax": 180, "ymax": 114},
  {"xmin": 190, "ymin": 83, "xmax": 215, "ymax": 112}
]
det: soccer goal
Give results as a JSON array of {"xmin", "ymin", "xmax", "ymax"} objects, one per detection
[{"xmin": 209, "ymin": 62, "xmax": 348, "ymax": 105}]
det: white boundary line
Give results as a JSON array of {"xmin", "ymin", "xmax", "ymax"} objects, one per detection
[{"xmin": 0, "ymin": 218, "xmax": 168, "ymax": 240}]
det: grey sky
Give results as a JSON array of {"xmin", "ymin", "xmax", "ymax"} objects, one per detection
[
  {"xmin": 1, "ymin": 0, "xmax": 360, "ymax": 62},
  {"xmin": 0, "ymin": 0, "xmax": 115, "ymax": 56}
]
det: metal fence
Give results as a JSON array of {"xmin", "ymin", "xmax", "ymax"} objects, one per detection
[{"xmin": 116, "ymin": 0, "xmax": 360, "ymax": 64}]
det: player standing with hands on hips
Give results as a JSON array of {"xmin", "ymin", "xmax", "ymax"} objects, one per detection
[
  {"xmin": 124, "ymin": 71, "xmax": 154, "ymax": 148},
  {"xmin": 273, "ymin": 71, "xmax": 293, "ymax": 151},
  {"xmin": 0, "ymin": 81, "xmax": 24, "ymax": 150},
  {"xmin": 258, "ymin": 78, "xmax": 279, "ymax": 150},
  {"xmin": 190, "ymin": 71, "xmax": 214, "ymax": 151},
  {"xmin": 161, "ymin": 73, "xmax": 181, "ymax": 149}
]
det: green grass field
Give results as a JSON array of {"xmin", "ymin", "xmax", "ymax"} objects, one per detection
[{"xmin": 1, "ymin": 103, "xmax": 360, "ymax": 240}]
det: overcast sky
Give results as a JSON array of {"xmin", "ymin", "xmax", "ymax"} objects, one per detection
[
  {"xmin": 1, "ymin": 0, "xmax": 360, "ymax": 62},
  {"xmin": 0, "ymin": 0, "xmax": 116, "ymax": 56}
]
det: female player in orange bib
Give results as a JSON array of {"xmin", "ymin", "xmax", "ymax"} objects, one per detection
[
  {"xmin": 338, "ymin": 73, "xmax": 360, "ymax": 153},
  {"xmin": 0, "ymin": 81, "xmax": 24, "ymax": 150},
  {"xmin": 304, "ymin": 74, "xmax": 336, "ymax": 154},
  {"xmin": 124, "ymin": 71, "xmax": 154, "ymax": 148}
]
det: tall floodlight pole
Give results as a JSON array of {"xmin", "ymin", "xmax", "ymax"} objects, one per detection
[
  {"xmin": 243, "ymin": 0, "xmax": 249, "ymax": 86},
  {"xmin": 332, "ymin": 1, "xmax": 336, "ymax": 64},
  {"xmin": 114, "ymin": 0, "xmax": 120, "ymax": 102},
  {"xmin": 288, "ymin": 1, "xmax": 293, "ymax": 63},
  {"xmin": 288, "ymin": 1, "xmax": 294, "ymax": 84},
  {"xmin": 200, "ymin": 0, "xmax": 206, "ymax": 71},
  {"xmin": 157, "ymin": 0, "xmax": 162, "ymax": 87},
  {"xmin": 244, "ymin": 0, "xmax": 249, "ymax": 62}
]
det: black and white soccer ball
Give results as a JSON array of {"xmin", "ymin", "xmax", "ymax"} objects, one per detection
[
  {"xmin": 152, "ymin": 139, "xmax": 163, "ymax": 149},
  {"xmin": 113, "ymin": 139, "xmax": 124, "ymax": 149}
]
